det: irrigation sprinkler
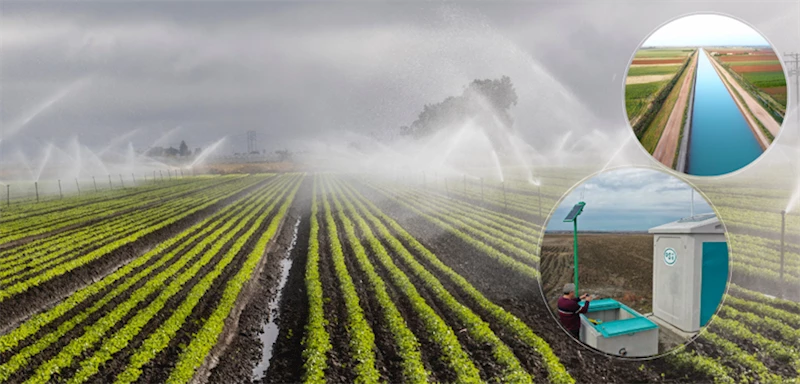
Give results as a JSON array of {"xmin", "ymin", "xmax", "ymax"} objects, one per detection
[
  {"xmin": 160, "ymin": 170, "xmax": 164, "ymax": 182},
  {"xmin": 463, "ymin": 174, "xmax": 466, "ymax": 194},
  {"xmin": 108, "ymin": 175, "xmax": 113, "ymax": 190},
  {"xmin": 563, "ymin": 201, "xmax": 586, "ymax": 295},
  {"xmin": 132, "ymin": 173, "xmax": 136, "ymax": 185},
  {"xmin": 781, "ymin": 210, "xmax": 786, "ymax": 288},
  {"xmin": 93, "ymin": 176, "xmax": 98, "ymax": 193},
  {"xmin": 58, "ymin": 179, "xmax": 63, "ymax": 199},
  {"xmin": 154, "ymin": 170, "xmax": 157, "ymax": 182},
  {"xmin": 445, "ymin": 178, "xmax": 449, "ymax": 198},
  {"xmin": 119, "ymin": 174, "xmax": 125, "ymax": 189},
  {"xmin": 537, "ymin": 183, "xmax": 542, "ymax": 220},
  {"xmin": 35, "ymin": 181, "xmax": 40, "ymax": 203},
  {"xmin": 75, "ymin": 178, "xmax": 81, "ymax": 196},
  {"xmin": 168, "ymin": 169, "xmax": 172, "ymax": 181},
  {"xmin": 502, "ymin": 181, "xmax": 507, "ymax": 210},
  {"xmin": 6, "ymin": 185, "xmax": 10, "ymax": 207},
  {"xmin": 481, "ymin": 178, "xmax": 484, "ymax": 201},
  {"xmin": 180, "ymin": 169, "xmax": 184, "ymax": 178},
  {"xmin": 423, "ymin": 171, "xmax": 426, "ymax": 189}
]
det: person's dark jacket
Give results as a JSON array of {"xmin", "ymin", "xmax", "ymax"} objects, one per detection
[{"xmin": 557, "ymin": 296, "xmax": 589, "ymax": 332}]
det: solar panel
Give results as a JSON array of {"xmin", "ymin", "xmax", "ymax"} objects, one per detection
[
  {"xmin": 563, "ymin": 202, "xmax": 585, "ymax": 222},
  {"xmin": 677, "ymin": 213, "xmax": 715, "ymax": 223}
]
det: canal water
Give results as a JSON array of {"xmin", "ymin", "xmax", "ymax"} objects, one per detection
[{"xmin": 688, "ymin": 50, "xmax": 763, "ymax": 176}]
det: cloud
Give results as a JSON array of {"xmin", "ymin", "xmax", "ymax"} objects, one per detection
[{"xmin": 547, "ymin": 168, "xmax": 713, "ymax": 231}]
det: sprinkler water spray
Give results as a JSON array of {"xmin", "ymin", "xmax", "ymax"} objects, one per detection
[{"xmin": 781, "ymin": 210, "xmax": 786, "ymax": 290}]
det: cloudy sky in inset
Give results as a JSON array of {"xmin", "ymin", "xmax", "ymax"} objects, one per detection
[
  {"xmin": 643, "ymin": 14, "xmax": 770, "ymax": 47},
  {"xmin": 546, "ymin": 168, "xmax": 713, "ymax": 231}
]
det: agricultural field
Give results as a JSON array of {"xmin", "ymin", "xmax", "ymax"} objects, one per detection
[
  {"xmin": 540, "ymin": 234, "xmax": 653, "ymax": 314},
  {"xmin": 714, "ymin": 47, "xmax": 787, "ymax": 115},
  {"xmin": 625, "ymin": 48, "xmax": 693, "ymax": 124},
  {"xmin": 1, "ymin": 171, "xmax": 799, "ymax": 383}
]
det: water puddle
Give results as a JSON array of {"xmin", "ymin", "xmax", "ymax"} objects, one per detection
[{"xmin": 252, "ymin": 217, "xmax": 300, "ymax": 381}]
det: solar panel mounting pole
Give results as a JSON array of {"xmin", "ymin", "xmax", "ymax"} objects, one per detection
[{"xmin": 563, "ymin": 202, "xmax": 586, "ymax": 296}]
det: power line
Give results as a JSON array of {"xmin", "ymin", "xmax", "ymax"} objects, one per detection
[{"xmin": 784, "ymin": 52, "xmax": 800, "ymax": 111}]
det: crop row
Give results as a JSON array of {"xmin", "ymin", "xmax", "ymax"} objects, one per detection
[
  {"xmin": 0, "ymin": 174, "xmax": 300, "ymax": 383},
  {"xmin": 365, "ymin": 182, "xmax": 540, "ymax": 280},
  {"xmin": 0, "ymin": 179, "xmax": 259, "ymax": 284},
  {"xmin": 0, "ymin": 176, "xmax": 281, "ymax": 357},
  {"xmin": 0, "ymin": 176, "xmax": 246, "ymax": 243},
  {"xmin": 385, "ymin": 185, "xmax": 541, "ymax": 263},
  {"xmin": 0, "ymin": 176, "xmax": 269, "ymax": 304},
  {"xmin": 332, "ymin": 176, "xmax": 573, "ymax": 383},
  {"xmin": 329, "ymin": 177, "xmax": 532, "ymax": 383},
  {"xmin": 0, "ymin": 178, "xmax": 198, "ymax": 222}
]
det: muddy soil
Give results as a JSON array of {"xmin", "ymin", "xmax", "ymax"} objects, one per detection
[
  {"xmin": 208, "ymin": 176, "xmax": 311, "ymax": 384},
  {"xmin": 541, "ymin": 233, "xmax": 654, "ymax": 314}
]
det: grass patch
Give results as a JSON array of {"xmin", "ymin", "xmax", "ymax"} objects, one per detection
[
  {"xmin": 626, "ymin": 81, "xmax": 669, "ymax": 120},
  {"xmin": 639, "ymin": 56, "xmax": 693, "ymax": 155},
  {"xmin": 742, "ymin": 71, "xmax": 787, "ymax": 88},
  {"xmin": 627, "ymin": 65, "xmax": 681, "ymax": 76},
  {"xmin": 635, "ymin": 49, "xmax": 693, "ymax": 58},
  {"xmin": 728, "ymin": 60, "xmax": 781, "ymax": 66},
  {"xmin": 674, "ymin": 67, "xmax": 695, "ymax": 169}
]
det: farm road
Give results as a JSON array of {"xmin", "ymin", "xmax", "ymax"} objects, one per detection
[
  {"xmin": 707, "ymin": 49, "xmax": 780, "ymax": 143},
  {"xmin": 653, "ymin": 51, "xmax": 698, "ymax": 167}
]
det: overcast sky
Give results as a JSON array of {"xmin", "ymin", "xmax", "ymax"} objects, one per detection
[
  {"xmin": 546, "ymin": 168, "xmax": 714, "ymax": 231},
  {"xmin": 643, "ymin": 14, "xmax": 770, "ymax": 47},
  {"xmin": 1, "ymin": 1, "xmax": 798, "ymax": 163}
]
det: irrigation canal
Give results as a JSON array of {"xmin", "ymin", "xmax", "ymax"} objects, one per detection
[{"xmin": 687, "ymin": 50, "xmax": 763, "ymax": 176}]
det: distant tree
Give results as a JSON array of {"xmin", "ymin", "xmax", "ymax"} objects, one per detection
[
  {"xmin": 179, "ymin": 140, "xmax": 190, "ymax": 157},
  {"xmin": 275, "ymin": 149, "xmax": 292, "ymax": 161},
  {"xmin": 146, "ymin": 146, "xmax": 165, "ymax": 157},
  {"xmin": 402, "ymin": 76, "xmax": 517, "ymax": 139},
  {"xmin": 194, "ymin": 147, "xmax": 202, "ymax": 156},
  {"xmin": 165, "ymin": 147, "xmax": 180, "ymax": 157}
]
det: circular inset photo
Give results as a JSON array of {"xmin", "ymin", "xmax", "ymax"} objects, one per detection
[
  {"xmin": 540, "ymin": 167, "xmax": 730, "ymax": 358},
  {"xmin": 625, "ymin": 14, "xmax": 786, "ymax": 176}
]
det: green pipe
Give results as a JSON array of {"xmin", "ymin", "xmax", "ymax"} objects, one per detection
[{"xmin": 573, "ymin": 218, "xmax": 579, "ymax": 295}]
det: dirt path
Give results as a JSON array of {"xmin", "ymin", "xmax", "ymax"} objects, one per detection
[
  {"xmin": 653, "ymin": 51, "xmax": 698, "ymax": 167},
  {"xmin": 706, "ymin": 49, "xmax": 777, "ymax": 148}
]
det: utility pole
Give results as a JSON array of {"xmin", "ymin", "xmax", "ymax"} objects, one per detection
[{"xmin": 784, "ymin": 52, "xmax": 800, "ymax": 112}]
